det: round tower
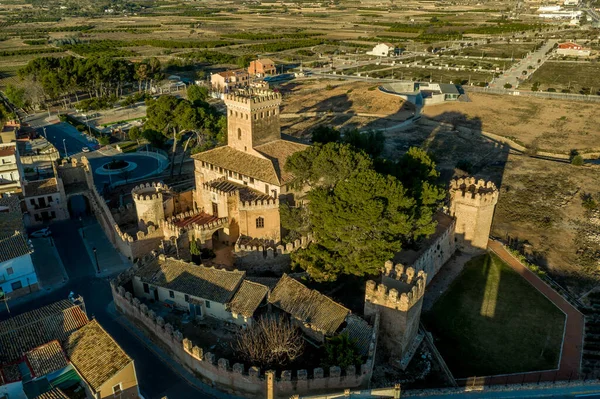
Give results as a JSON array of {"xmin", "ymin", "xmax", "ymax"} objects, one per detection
[
  {"xmin": 449, "ymin": 177, "xmax": 499, "ymax": 253},
  {"xmin": 131, "ymin": 182, "xmax": 173, "ymax": 230}
]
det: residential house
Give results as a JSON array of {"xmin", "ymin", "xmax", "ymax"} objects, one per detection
[
  {"xmin": 0, "ymin": 230, "xmax": 37, "ymax": 299},
  {"xmin": 23, "ymin": 177, "xmax": 68, "ymax": 225},
  {"xmin": 0, "ymin": 120, "xmax": 19, "ymax": 144},
  {"xmin": 210, "ymin": 69, "xmax": 250, "ymax": 93},
  {"xmin": 268, "ymin": 274, "xmax": 350, "ymax": 344},
  {"xmin": 0, "ymin": 298, "xmax": 141, "ymax": 399},
  {"xmin": 557, "ymin": 42, "xmax": 591, "ymax": 56},
  {"xmin": 65, "ymin": 320, "xmax": 139, "ymax": 399},
  {"xmin": 132, "ymin": 255, "xmax": 268, "ymax": 326},
  {"xmin": 367, "ymin": 43, "xmax": 398, "ymax": 57},
  {"xmin": 0, "ymin": 143, "xmax": 24, "ymax": 195},
  {"xmin": 248, "ymin": 59, "xmax": 276, "ymax": 77}
]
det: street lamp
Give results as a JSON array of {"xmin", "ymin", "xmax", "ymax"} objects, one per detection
[
  {"xmin": 42, "ymin": 127, "xmax": 47, "ymax": 139},
  {"xmin": 62, "ymin": 139, "xmax": 68, "ymax": 159},
  {"xmin": 93, "ymin": 247, "xmax": 100, "ymax": 274}
]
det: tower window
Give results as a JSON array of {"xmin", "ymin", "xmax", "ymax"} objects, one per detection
[
  {"xmin": 238, "ymin": 128, "xmax": 242, "ymax": 140},
  {"xmin": 245, "ymin": 114, "xmax": 248, "ymax": 120},
  {"xmin": 256, "ymin": 217, "xmax": 264, "ymax": 229},
  {"xmin": 265, "ymin": 184, "xmax": 269, "ymax": 194},
  {"xmin": 254, "ymin": 114, "xmax": 258, "ymax": 120}
]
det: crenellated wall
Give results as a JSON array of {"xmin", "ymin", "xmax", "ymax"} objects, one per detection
[
  {"xmin": 233, "ymin": 234, "xmax": 313, "ymax": 272},
  {"xmin": 131, "ymin": 182, "xmax": 173, "ymax": 230},
  {"xmin": 111, "ymin": 273, "xmax": 377, "ymax": 399}
]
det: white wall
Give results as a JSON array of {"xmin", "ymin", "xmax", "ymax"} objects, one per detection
[{"xmin": 0, "ymin": 253, "xmax": 37, "ymax": 294}]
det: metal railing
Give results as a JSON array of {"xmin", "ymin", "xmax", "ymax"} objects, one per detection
[{"xmin": 466, "ymin": 86, "xmax": 600, "ymax": 103}]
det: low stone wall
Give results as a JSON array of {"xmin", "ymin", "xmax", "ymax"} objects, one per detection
[
  {"xmin": 114, "ymin": 224, "xmax": 164, "ymax": 260},
  {"xmin": 233, "ymin": 235, "xmax": 312, "ymax": 273},
  {"xmin": 112, "ymin": 273, "xmax": 375, "ymax": 398},
  {"xmin": 111, "ymin": 203, "xmax": 137, "ymax": 226}
]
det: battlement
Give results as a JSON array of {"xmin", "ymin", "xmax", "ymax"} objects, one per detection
[
  {"xmin": 234, "ymin": 234, "xmax": 313, "ymax": 256},
  {"xmin": 365, "ymin": 264, "xmax": 427, "ymax": 312},
  {"xmin": 239, "ymin": 196, "xmax": 279, "ymax": 210},
  {"xmin": 449, "ymin": 177, "xmax": 498, "ymax": 206},
  {"xmin": 224, "ymin": 89, "xmax": 282, "ymax": 105},
  {"xmin": 131, "ymin": 182, "xmax": 172, "ymax": 202}
]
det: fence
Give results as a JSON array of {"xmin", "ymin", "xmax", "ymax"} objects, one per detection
[{"xmin": 465, "ymin": 86, "xmax": 600, "ymax": 103}]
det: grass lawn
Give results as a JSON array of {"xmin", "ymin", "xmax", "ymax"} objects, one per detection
[{"xmin": 423, "ymin": 253, "xmax": 565, "ymax": 378}]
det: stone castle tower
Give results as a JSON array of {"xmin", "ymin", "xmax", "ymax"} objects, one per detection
[
  {"xmin": 364, "ymin": 261, "xmax": 427, "ymax": 369},
  {"xmin": 224, "ymin": 89, "xmax": 282, "ymax": 154},
  {"xmin": 131, "ymin": 182, "xmax": 174, "ymax": 230},
  {"xmin": 449, "ymin": 177, "xmax": 499, "ymax": 253}
]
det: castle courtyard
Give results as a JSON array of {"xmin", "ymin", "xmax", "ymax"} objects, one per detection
[{"xmin": 424, "ymin": 252, "xmax": 565, "ymax": 378}]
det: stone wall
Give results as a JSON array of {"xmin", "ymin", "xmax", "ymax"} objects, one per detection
[
  {"xmin": 112, "ymin": 273, "xmax": 376, "ymax": 398},
  {"xmin": 111, "ymin": 203, "xmax": 137, "ymax": 226},
  {"xmin": 233, "ymin": 234, "xmax": 313, "ymax": 273}
]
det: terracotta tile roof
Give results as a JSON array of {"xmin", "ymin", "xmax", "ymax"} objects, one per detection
[
  {"xmin": 205, "ymin": 179, "xmax": 273, "ymax": 202},
  {"xmin": 33, "ymin": 388, "xmax": 69, "ymax": 399},
  {"xmin": 228, "ymin": 280, "xmax": 268, "ymax": 318},
  {"xmin": 342, "ymin": 314, "xmax": 373, "ymax": 356},
  {"xmin": 254, "ymin": 137, "xmax": 308, "ymax": 184},
  {"xmin": 193, "ymin": 146, "xmax": 280, "ymax": 185},
  {"xmin": 25, "ymin": 340, "xmax": 69, "ymax": 378},
  {"xmin": 0, "ymin": 195, "xmax": 23, "ymax": 236},
  {"xmin": 174, "ymin": 212, "xmax": 218, "ymax": 229},
  {"xmin": 0, "ymin": 300, "xmax": 89, "ymax": 364},
  {"xmin": 268, "ymin": 274, "xmax": 349, "ymax": 336},
  {"xmin": 0, "ymin": 230, "xmax": 32, "ymax": 263},
  {"xmin": 65, "ymin": 320, "xmax": 131, "ymax": 392},
  {"xmin": 256, "ymin": 58, "xmax": 275, "ymax": 66},
  {"xmin": 24, "ymin": 178, "xmax": 58, "ymax": 198},
  {"xmin": 135, "ymin": 257, "xmax": 245, "ymax": 304}
]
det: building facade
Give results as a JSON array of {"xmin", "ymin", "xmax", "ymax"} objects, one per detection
[
  {"xmin": 210, "ymin": 69, "xmax": 250, "ymax": 93},
  {"xmin": 557, "ymin": 42, "xmax": 591, "ymax": 56},
  {"xmin": 0, "ymin": 143, "xmax": 24, "ymax": 195},
  {"xmin": 23, "ymin": 177, "xmax": 68, "ymax": 225},
  {"xmin": 367, "ymin": 43, "xmax": 398, "ymax": 57},
  {"xmin": 0, "ymin": 230, "xmax": 37, "ymax": 299},
  {"xmin": 248, "ymin": 59, "xmax": 276, "ymax": 77}
]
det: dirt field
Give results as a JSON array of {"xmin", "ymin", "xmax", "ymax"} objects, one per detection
[
  {"xmin": 422, "ymin": 93, "xmax": 600, "ymax": 155},
  {"xmin": 279, "ymin": 80, "xmax": 414, "ymax": 137}
]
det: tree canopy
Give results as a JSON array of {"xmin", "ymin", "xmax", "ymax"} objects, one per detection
[{"xmin": 283, "ymin": 143, "xmax": 444, "ymax": 282}]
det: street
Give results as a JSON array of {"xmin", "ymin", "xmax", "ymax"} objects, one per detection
[
  {"xmin": 491, "ymin": 40, "xmax": 557, "ymax": 89},
  {"xmin": 0, "ymin": 218, "xmax": 219, "ymax": 399}
]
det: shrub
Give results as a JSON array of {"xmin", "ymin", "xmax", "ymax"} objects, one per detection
[
  {"xmin": 58, "ymin": 114, "xmax": 67, "ymax": 122},
  {"xmin": 504, "ymin": 83, "xmax": 512, "ymax": 89},
  {"xmin": 571, "ymin": 155, "xmax": 584, "ymax": 166},
  {"xmin": 581, "ymin": 193, "xmax": 598, "ymax": 210},
  {"xmin": 76, "ymin": 124, "xmax": 86, "ymax": 132},
  {"xmin": 321, "ymin": 333, "xmax": 363, "ymax": 368},
  {"xmin": 98, "ymin": 135, "xmax": 110, "ymax": 145}
]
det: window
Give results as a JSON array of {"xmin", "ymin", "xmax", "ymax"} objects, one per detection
[
  {"xmin": 250, "ymin": 177, "xmax": 254, "ymax": 184},
  {"xmin": 30, "ymin": 199, "xmax": 35, "ymax": 206},
  {"xmin": 6, "ymin": 267, "xmax": 13, "ymax": 275},
  {"xmin": 169, "ymin": 290, "xmax": 174, "ymax": 298},
  {"xmin": 50, "ymin": 211, "xmax": 56, "ymax": 219},
  {"xmin": 205, "ymin": 300, "xmax": 211, "ymax": 309},
  {"xmin": 47, "ymin": 196, "xmax": 53, "ymax": 202},
  {"xmin": 112, "ymin": 383, "xmax": 123, "ymax": 396},
  {"xmin": 34, "ymin": 214, "xmax": 41, "ymax": 221},
  {"xmin": 244, "ymin": 146, "xmax": 247, "ymax": 152},
  {"xmin": 265, "ymin": 184, "xmax": 269, "ymax": 194},
  {"xmin": 143, "ymin": 283, "xmax": 149, "ymax": 293},
  {"xmin": 11, "ymin": 281, "xmax": 22, "ymax": 291},
  {"xmin": 256, "ymin": 217, "xmax": 265, "ymax": 229},
  {"xmin": 238, "ymin": 128, "xmax": 242, "ymax": 140},
  {"xmin": 185, "ymin": 294, "xmax": 190, "ymax": 302}
]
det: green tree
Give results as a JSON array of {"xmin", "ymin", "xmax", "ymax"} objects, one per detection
[
  {"xmin": 322, "ymin": 333, "xmax": 363, "ymax": 368},
  {"xmin": 128, "ymin": 126, "xmax": 142, "ymax": 143},
  {"xmin": 571, "ymin": 155, "xmax": 584, "ymax": 166},
  {"xmin": 4, "ymin": 84, "xmax": 26, "ymax": 108},
  {"xmin": 311, "ymin": 125, "xmax": 340, "ymax": 144},
  {"xmin": 98, "ymin": 135, "xmax": 110, "ymax": 145},
  {"xmin": 187, "ymin": 85, "xmax": 209, "ymax": 105},
  {"xmin": 142, "ymin": 129, "xmax": 166, "ymax": 147},
  {"xmin": 342, "ymin": 129, "xmax": 385, "ymax": 159}
]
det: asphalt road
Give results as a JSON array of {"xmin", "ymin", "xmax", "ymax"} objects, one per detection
[
  {"xmin": 0, "ymin": 219, "xmax": 215, "ymax": 399},
  {"xmin": 491, "ymin": 40, "xmax": 557, "ymax": 89}
]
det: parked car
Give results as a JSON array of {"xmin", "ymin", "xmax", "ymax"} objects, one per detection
[
  {"xmin": 81, "ymin": 147, "xmax": 90, "ymax": 153},
  {"xmin": 30, "ymin": 228, "xmax": 51, "ymax": 238}
]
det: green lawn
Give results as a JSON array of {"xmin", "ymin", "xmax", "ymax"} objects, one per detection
[
  {"xmin": 529, "ymin": 61, "xmax": 600, "ymax": 91},
  {"xmin": 423, "ymin": 253, "xmax": 565, "ymax": 378}
]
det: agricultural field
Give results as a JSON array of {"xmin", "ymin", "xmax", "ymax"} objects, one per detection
[{"xmin": 527, "ymin": 61, "xmax": 600, "ymax": 93}]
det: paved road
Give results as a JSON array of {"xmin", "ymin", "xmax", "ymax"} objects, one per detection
[
  {"xmin": 491, "ymin": 40, "xmax": 556, "ymax": 89},
  {"xmin": 0, "ymin": 219, "xmax": 215, "ymax": 399}
]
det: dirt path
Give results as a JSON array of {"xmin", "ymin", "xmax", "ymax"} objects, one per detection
[{"xmin": 475, "ymin": 240, "xmax": 585, "ymax": 385}]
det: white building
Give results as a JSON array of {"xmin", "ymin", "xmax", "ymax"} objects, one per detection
[
  {"xmin": 367, "ymin": 43, "xmax": 398, "ymax": 57},
  {"xmin": 23, "ymin": 177, "xmax": 68, "ymax": 225},
  {"xmin": 0, "ymin": 143, "xmax": 24, "ymax": 195},
  {"xmin": 132, "ymin": 255, "xmax": 268, "ymax": 327},
  {"xmin": 538, "ymin": 5, "xmax": 562, "ymax": 12},
  {"xmin": 0, "ymin": 230, "xmax": 37, "ymax": 299},
  {"xmin": 563, "ymin": 0, "xmax": 580, "ymax": 6}
]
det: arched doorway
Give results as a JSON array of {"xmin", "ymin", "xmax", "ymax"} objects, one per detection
[{"xmin": 67, "ymin": 194, "xmax": 91, "ymax": 219}]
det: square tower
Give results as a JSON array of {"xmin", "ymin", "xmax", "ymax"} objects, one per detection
[{"xmin": 224, "ymin": 89, "xmax": 282, "ymax": 153}]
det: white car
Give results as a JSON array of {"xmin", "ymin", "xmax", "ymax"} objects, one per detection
[
  {"xmin": 81, "ymin": 147, "xmax": 90, "ymax": 153},
  {"xmin": 30, "ymin": 228, "xmax": 51, "ymax": 238}
]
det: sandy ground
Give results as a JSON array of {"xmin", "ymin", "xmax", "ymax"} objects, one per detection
[{"xmin": 422, "ymin": 93, "xmax": 600, "ymax": 155}]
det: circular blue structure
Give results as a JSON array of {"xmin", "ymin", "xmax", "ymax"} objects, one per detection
[{"xmin": 87, "ymin": 152, "xmax": 169, "ymax": 190}]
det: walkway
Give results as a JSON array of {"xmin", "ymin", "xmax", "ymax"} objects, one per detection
[{"xmin": 479, "ymin": 240, "xmax": 585, "ymax": 385}]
